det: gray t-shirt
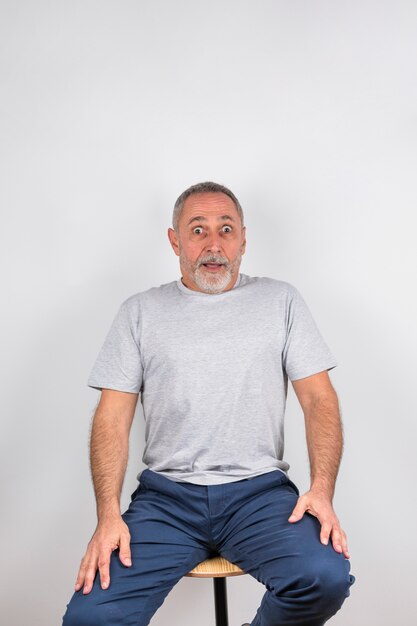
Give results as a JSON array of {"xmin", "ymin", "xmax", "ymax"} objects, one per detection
[{"xmin": 87, "ymin": 273, "xmax": 337, "ymax": 485}]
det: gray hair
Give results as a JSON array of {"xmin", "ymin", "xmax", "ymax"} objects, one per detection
[{"xmin": 172, "ymin": 181, "xmax": 244, "ymax": 232}]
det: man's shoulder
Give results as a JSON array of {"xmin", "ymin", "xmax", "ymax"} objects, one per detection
[
  {"xmin": 241, "ymin": 273, "xmax": 298, "ymax": 297},
  {"xmin": 119, "ymin": 279, "xmax": 178, "ymax": 311}
]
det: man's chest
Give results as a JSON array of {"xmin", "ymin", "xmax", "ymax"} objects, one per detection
[{"xmin": 139, "ymin": 303, "xmax": 287, "ymax": 391}]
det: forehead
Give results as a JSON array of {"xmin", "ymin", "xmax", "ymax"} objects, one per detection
[{"xmin": 181, "ymin": 192, "xmax": 239, "ymax": 224}]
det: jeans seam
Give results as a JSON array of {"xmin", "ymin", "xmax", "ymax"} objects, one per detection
[{"xmin": 132, "ymin": 547, "xmax": 210, "ymax": 626}]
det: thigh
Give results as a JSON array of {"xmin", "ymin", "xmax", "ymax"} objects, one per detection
[
  {"xmin": 218, "ymin": 475, "xmax": 351, "ymax": 594},
  {"xmin": 63, "ymin": 480, "xmax": 212, "ymax": 626}
]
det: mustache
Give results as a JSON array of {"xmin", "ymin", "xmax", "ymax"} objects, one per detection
[{"xmin": 198, "ymin": 255, "xmax": 228, "ymax": 266}]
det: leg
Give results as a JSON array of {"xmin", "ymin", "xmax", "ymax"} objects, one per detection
[
  {"xmin": 62, "ymin": 471, "xmax": 212, "ymax": 626},
  {"xmin": 215, "ymin": 472, "xmax": 355, "ymax": 626}
]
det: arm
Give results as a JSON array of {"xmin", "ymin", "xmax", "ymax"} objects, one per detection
[
  {"xmin": 288, "ymin": 370, "xmax": 350, "ymax": 558},
  {"xmin": 75, "ymin": 389, "xmax": 139, "ymax": 594}
]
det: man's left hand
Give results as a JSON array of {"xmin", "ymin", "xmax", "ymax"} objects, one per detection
[{"xmin": 288, "ymin": 490, "xmax": 350, "ymax": 559}]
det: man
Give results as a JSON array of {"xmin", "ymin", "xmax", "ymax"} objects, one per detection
[{"xmin": 62, "ymin": 181, "xmax": 355, "ymax": 626}]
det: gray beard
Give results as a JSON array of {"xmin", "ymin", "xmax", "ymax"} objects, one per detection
[
  {"xmin": 180, "ymin": 250, "xmax": 242, "ymax": 294},
  {"xmin": 193, "ymin": 265, "xmax": 234, "ymax": 293}
]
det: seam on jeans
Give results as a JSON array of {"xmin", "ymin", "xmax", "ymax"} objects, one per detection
[
  {"xmin": 132, "ymin": 547, "xmax": 210, "ymax": 626},
  {"xmin": 204, "ymin": 487, "xmax": 217, "ymax": 546},
  {"xmin": 221, "ymin": 543, "xmax": 260, "ymax": 578}
]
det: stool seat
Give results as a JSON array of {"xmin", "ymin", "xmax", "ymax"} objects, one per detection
[
  {"xmin": 185, "ymin": 556, "xmax": 247, "ymax": 626},
  {"xmin": 186, "ymin": 555, "xmax": 245, "ymax": 578}
]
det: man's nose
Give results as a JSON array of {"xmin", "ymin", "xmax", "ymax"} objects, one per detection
[{"xmin": 204, "ymin": 232, "xmax": 222, "ymax": 253}]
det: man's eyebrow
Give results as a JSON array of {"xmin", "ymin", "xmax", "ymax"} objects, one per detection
[{"xmin": 187, "ymin": 214, "xmax": 236, "ymax": 226}]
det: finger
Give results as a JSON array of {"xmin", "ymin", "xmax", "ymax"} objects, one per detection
[
  {"xmin": 119, "ymin": 533, "xmax": 132, "ymax": 567},
  {"xmin": 341, "ymin": 530, "xmax": 350, "ymax": 559},
  {"xmin": 83, "ymin": 562, "xmax": 98, "ymax": 595},
  {"xmin": 288, "ymin": 498, "xmax": 307, "ymax": 523},
  {"xmin": 330, "ymin": 526, "xmax": 344, "ymax": 553},
  {"xmin": 319, "ymin": 522, "xmax": 333, "ymax": 546},
  {"xmin": 98, "ymin": 551, "xmax": 111, "ymax": 590},
  {"xmin": 75, "ymin": 561, "xmax": 86, "ymax": 592}
]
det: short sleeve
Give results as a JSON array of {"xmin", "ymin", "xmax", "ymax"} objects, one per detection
[
  {"xmin": 282, "ymin": 286, "xmax": 338, "ymax": 381},
  {"xmin": 87, "ymin": 298, "xmax": 143, "ymax": 393}
]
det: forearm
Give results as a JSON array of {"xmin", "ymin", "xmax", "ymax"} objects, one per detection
[
  {"xmin": 304, "ymin": 389, "xmax": 343, "ymax": 500},
  {"xmin": 89, "ymin": 403, "xmax": 129, "ymax": 520}
]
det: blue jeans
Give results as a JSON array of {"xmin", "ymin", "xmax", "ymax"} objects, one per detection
[{"xmin": 62, "ymin": 468, "xmax": 355, "ymax": 625}]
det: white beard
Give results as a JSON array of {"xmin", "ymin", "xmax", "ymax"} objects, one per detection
[{"xmin": 179, "ymin": 248, "xmax": 242, "ymax": 294}]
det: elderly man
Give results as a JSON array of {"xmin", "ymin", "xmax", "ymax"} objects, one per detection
[{"xmin": 62, "ymin": 181, "xmax": 355, "ymax": 626}]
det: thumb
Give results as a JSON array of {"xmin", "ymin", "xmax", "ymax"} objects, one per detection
[
  {"xmin": 288, "ymin": 498, "xmax": 306, "ymax": 523},
  {"xmin": 119, "ymin": 534, "xmax": 132, "ymax": 567}
]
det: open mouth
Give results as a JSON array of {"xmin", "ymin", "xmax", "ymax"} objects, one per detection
[{"xmin": 202, "ymin": 263, "xmax": 224, "ymax": 270}]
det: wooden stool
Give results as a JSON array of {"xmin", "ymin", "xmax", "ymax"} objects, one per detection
[{"xmin": 186, "ymin": 555, "xmax": 246, "ymax": 626}]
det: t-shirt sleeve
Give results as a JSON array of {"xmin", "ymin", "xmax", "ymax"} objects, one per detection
[
  {"xmin": 282, "ymin": 285, "xmax": 338, "ymax": 381},
  {"xmin": 87, "ymin": 298, "xmax": 143, "ymax": 393}
]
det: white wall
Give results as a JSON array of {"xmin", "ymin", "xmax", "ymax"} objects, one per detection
[{"xmin": 1, "ymin": 1, "xmax": 416, "ymax": 624}]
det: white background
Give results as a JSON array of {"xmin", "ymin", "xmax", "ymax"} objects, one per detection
[{"xmin": 1, "ymin": 1, "xmax": 416, "ymax": 625}]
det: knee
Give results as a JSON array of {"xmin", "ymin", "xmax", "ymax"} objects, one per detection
[
  {"xmin": 309, "ymin": 557, "xmax": 355, "ymax": 611},
  {"xmin": 276, "ymin": 557, "xmax": 354, "ymax": 614}
]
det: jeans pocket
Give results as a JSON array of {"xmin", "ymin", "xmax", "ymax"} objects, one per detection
[
  {"xmin": 129, "ymin": 486, "xmax": 139, "ymax": 501},
  {"xmin": 286, "ymin": 478, "xmax": 300, "ymax": 496},
  {"xmin": 130, "ymin": 483, "xmax": 146, "ymax": 501}
]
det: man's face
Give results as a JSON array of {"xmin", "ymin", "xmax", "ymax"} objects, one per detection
[{"xmin": 168, "ymin": 192, "xmax": 246, "ymax": 294}]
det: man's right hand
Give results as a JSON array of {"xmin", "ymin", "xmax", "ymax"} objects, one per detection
[{"xmin": 75, "ymin": 515, "xmax": 132, "ymax": 594}]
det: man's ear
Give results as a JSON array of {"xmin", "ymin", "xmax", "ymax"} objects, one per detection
[
  {"xmin": 241, "ymin": 226, "xmax": 247, "ymax": 255},
  {"xmin": 167, "ymin": 227, "xmax": 180, "ymax": 256}
]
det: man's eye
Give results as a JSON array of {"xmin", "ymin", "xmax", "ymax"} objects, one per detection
[
  {"xmin": 222, "ymin": 225, "xmax": 232, "ymax": 233},
  {"xmin": 193, "ymin": 227, "xmax": 203, "ymax": 234}
]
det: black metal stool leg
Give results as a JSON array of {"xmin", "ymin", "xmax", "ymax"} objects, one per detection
[{"xmin": 213, "ymin": 577, "xmax": 229, "ymax": 626}]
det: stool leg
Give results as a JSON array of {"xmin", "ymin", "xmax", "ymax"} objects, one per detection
[{"xmin": 213, "ymin": 577, "xmax": 228, "ymax": 626}]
